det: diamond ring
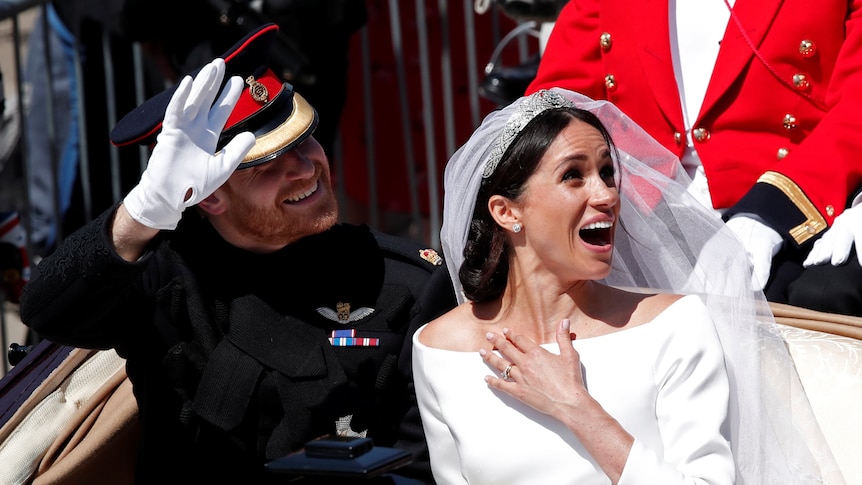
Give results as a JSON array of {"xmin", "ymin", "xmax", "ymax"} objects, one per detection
[{"xmin": 500, "ymin": 363, "xmax": 514, "ymax": 380}]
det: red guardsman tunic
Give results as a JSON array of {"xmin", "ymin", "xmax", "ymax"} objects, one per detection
[{"xmin": 528, "ymin": 0, "xmax": 862, "ymax": 248}]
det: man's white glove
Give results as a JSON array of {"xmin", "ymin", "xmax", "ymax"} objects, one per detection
[
  {"xmin": 725, "ymin": 215, "xmax": 783, "ymax": 291},
  {"xmin": 803, "ymin": 205, "xmax": 862, "ymax": 267},
  {"xmin": 123, "ymin": 58, "xmax": 256, "ymax": 230}
]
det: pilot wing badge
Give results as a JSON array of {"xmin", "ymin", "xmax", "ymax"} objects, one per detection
[
  {"xmin": 317, "ymin": 302, "xmax": 375, "ymax": 324},
  {"xmin": 318, "ymin": 303, "xmax": 380, "ymax": 347}
]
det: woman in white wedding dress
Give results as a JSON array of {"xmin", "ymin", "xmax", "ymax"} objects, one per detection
[{"xmin": 413, "ymin": 89, "xmax": 844, "ymax": 484}]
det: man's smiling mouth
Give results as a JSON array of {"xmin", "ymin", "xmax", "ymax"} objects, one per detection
[{"xmin": 284, "ymin": 181, "xmax": 319, "ymax": 203}]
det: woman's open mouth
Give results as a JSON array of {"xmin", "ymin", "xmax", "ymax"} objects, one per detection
[{"xmin": 579, "ymin": 220, "xmax": 613, "ymax": 246}]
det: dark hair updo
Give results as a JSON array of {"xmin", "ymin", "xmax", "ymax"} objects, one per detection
[{"xmin": 459, "ymin": 107, "xmax": 618, "ymax": 302}]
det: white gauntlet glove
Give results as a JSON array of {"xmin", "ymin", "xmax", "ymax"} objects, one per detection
[
  {"xmin": 123, "ymin": 58, "xmax": 256, "ymax": 230},
  {"xmin": 725, "ymin": 215, "xmax": 783, "ymax": 291},
  {"xmin": 803, "ymin": 205, "xmax": 862, "ymax": 267}
]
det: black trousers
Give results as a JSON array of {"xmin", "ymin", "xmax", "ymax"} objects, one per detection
[{"xmin": 766, "ymin": 248, "xmax": 862, "ymax": 317}]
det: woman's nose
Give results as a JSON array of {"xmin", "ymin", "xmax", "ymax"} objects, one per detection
[{"xmin": 589, "ymin": 178, "xmax": 619, "ymax": 206}]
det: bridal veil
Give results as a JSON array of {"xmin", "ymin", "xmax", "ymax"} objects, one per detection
[{"xmin": 440, "ymin": 88, "xmax": 844, "ymax": 484}]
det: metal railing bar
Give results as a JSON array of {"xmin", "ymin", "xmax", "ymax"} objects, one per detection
[
  {"xmin": 463, "ymin": 0, "xmax": 481, "ymax": 128},
  {"xmin": 415, "ymin": 0, "xmax": 440, "ymax": 247},
  {"xmin": 12, "ymin": 13, "xmax": 34, "ymax": 259},
  {"xmin": 387, "ymin": 0, "xmax": 421, "ymax": 235},
  {"xmin": 359, "ymin": 25, "xmax": 378, "ymax": 230},
  {"xmin": 73, "ymin": 32, "xmax": 92, "ymax": 226},
  {"xmin": 132, "ymin": 42, "xmax": 149, "ymax": 173},
  {"xmin": 101, "ymin": 28, "xmax": 121, "ymax": 204},
  {"xmin": 38, "ymin": 6, "xmax": 61, "ymax": 249},
  {"xmin": 437, "ymin": 0, "xmax": 456, "ymax": 159}
]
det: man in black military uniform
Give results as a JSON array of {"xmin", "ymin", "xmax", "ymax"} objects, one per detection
[{"xmin": 19, "ymin": 24, "xmax": 455, "ymax": 484}]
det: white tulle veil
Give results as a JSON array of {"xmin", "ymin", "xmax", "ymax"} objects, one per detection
[{"xmin": 440, "ymin": 88, "xmax": 844, "ymax": 484}]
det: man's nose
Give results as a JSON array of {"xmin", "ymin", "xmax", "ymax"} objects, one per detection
[{"xmin": 275, "ymin": 149, "xmax": 316, "ymax": 179}]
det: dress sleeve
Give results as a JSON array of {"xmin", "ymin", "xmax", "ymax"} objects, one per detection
[
  {"xmin": 619, "ymin": 297, "xmax": 736, "ymax": 485},
  {"xmin": 411, "ymin": 327, "xmax": 468, "ymax": 485}
]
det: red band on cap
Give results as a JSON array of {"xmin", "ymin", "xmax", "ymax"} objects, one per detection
[
  {"xmin": 113, "ymin": 23, "xmax": 282, "ymax": 147},
  {"xmin": 226, "ymin": 69, "xmax": 285, "ymax": 129}
]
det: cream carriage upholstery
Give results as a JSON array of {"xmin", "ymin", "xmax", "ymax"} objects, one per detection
[{"xmin": 771, "ymin": 302, "xmax": 862, "ymax": 485}]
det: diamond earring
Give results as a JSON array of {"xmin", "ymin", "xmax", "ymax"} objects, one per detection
[{"xmin": 512, "ymin": 223, "xmax": 522, "ymax": 233}]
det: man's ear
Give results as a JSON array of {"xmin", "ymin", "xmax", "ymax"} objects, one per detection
[
  {"xmin": 198, "ymin": 191, "xmax": 226, "ymax": 216},
  {"xmin": 488, "ymin": 194, "xmax": 521, "ymax": 230}
]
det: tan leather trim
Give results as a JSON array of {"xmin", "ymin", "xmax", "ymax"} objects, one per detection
[
  {"xmin": 770, "ymin": 301, "xmax": 862, "ymax": 340},
  {"xmin": 757, "ymin": 171, "xmax": 827, "ymax": 244}
]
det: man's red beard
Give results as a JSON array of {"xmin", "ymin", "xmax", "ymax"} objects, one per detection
[{"xmin": 221, "ymin": 186, "xmax": 339, "ymax": 247}]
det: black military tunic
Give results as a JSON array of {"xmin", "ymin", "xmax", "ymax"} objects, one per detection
[{"xmin": 20, "ymin": 205, "xmax": 456, "ymax": 484}]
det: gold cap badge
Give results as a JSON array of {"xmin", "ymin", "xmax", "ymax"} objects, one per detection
[{"xmin": 245, "ymin": 75, "xmax": 269, "ymax": 103}]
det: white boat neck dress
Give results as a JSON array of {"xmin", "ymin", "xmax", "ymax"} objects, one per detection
[{"xmin": 412, "ymin": 295, "xmax": 735, "ymax": 485}]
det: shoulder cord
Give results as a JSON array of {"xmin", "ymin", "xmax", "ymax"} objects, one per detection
[{"xmin": 723, "ymin": 0, "xmax": 827, "ymax": 111}]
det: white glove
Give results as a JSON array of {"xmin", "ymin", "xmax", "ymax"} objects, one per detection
[
  {"xmin": 803, "ymin": 205, "xmax": 862, "ymax": 267},
  {"xmin": 725, "ymin": 215, "xmax": 784, "ymax": 291},
  {"xmin": 123, "ymin": 58, "xmax": 256, "ymax": 230}
]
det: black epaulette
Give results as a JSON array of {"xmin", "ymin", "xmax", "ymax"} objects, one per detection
[{"xmin": 370, "ymin": 229, "xmax": 445, "ymax": 273}]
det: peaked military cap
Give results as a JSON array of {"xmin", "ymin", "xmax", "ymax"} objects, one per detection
[{"xmin": 110, "ymin": 23, "xmax": 318, "ymax": 168}]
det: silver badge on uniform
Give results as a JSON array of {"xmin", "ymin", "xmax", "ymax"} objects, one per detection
[
  {"xmin": 317, "ymin": 302, "xmax": 375, "ymax": 324},
  {"xmin": 335, "ymin": 415, "xmax": 368, "ymax": 438}
]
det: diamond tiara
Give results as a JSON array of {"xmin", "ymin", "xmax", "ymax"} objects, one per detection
[{"xmin": 482, "ymin": 90, "xmax": 573, "ymax": 178}]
